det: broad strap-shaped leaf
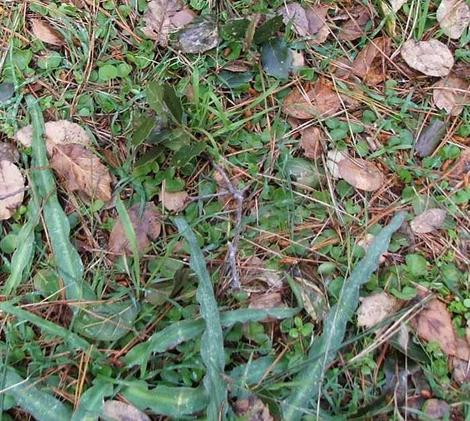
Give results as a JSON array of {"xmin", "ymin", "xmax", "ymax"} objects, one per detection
[
  {"xmin": 174, "ymin": 217, "xmax": 226, "ymax": 420},
  {"xmin": 282, "ymin": 212, "xmax": 406, "ymax": 420},
  {"xmin": 71, "ymin": 380, "xmax": 113, "ymax": 421},
  {"xmin": 27, "ymin": 95, "xmax": 92, "ymax": 304},
  {"xmin": 0, "ymin": 364, "xmax": 71, "ymax": 421}
]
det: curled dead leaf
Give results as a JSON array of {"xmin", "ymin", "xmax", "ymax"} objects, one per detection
[
  {"xmin": 433, "ymin": 75, "xmax": 470, "ymax": 116},
  {"xmin": 108, "ymin": 202, "xmax": 161, "ymax": 258},
  {"xmin": 30, "ymin": 18, "xmax": 64, "ymax": 46},
  {"xmin": 0, "ymin": 160, "xmax": 25, "ymax": 220},
  {"xmin": 50, "ymin": 144, "xmax": 112, "ymax": 201},
  {"xmin": 410, "ymin": 208, "xmax": 447, "ymax": 234},
  {"xmin": 160, "ymin": 189, "xmax": 189, "ymax": 212},
  {"xmin": 338, "ymin": 5, "xmax": 371, "ymax": 41},
  {"xmin": 351, "ymin": 36, "xmax": 391, "ymax": 85},
  {"xmin": 400, "ymin": 39, "xmax": 454, "ymax": 77},
  {"xmin": 357, "ymin": 292, "xmax": 401, "ymax": 329},
  {"xmin": 338, "ymin": 158, "xmax": 384, "ymax": 191},
  {"xmin": 437, "ymin": 0, "xmax": 470, "ymax": 39},
  {"xmin": 142, "ymin": 0, "xmax": 195, "ymax": 47},
  {"xmin": 103, "ymin": 400, "xmax": 151, "ymax": 421},
  {"xmin": 282, "ymin": 79, "xmax": 341, "ymax": 119},
  {"xmin": 15, "ymin": 120, "xmax": 90, "ymax": 155},
  {"xmin": 0, "ymin": 142, "xmax": 19, "ymax": 163},
  {"xmin": 300, "ymin": 126, "xmax": 324, "ymax": 159}
]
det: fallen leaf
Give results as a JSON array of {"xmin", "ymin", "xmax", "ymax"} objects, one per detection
[
  {"xmin": 141, "ymin": 0, "xmax": 195, "ymax": 47},
  {"xmin": 279, "ymin": 3, "xmax": 310, "ymax": 36},
  {"xmin": 103, "ymin": 400, "xmax": 151, "ymax": 421},
  {"xmin": 300, "ymin": 126, "xmax": 324, "ymax": 159},
  {"xmin": 160, "ymin": 189, "xmax": 189, "ymax": 212},
  {"xmin": 437, "ymin": 0, "xmax": 470, "ymax": 39},
  {"xmin": 15, "ymin": 120, "xmax": 90, "ymax": 155},
  {"xmin": 326, "ymin": 149, "xmax": 349, "ymax": 179},
  {"xmin": 338, "ymin": 158, "xmax": 384, "ymax": 191},
  {"xmin": 249, "ymin": 292, "xmax": 285, "ymax": 310},
  {"xmin": 108, "ymin": 202, "xmax": 161, "ymax": 258},
  {"xmin": 415, "ymin": 119, "xmax": 447, "ymax": 158},
  {"xmin": 0, "ymin": 143, "xmax": 19, "ymax": 163},
  {"xmin": 414, "ymin": 298, "xmax": 457, "ymax": 356},
  {"xmin": 448, "ymin": 149, "xmax": 470, "ymax": 181},
  {"xmin": 30, "ymin": 18, "xmax": 64, "ymax": 46},
  {"xmin": 400, "ymin": 39, "xmax": 454, "ymax": 77},
  {"xmin": 0, "ymin": 160, "xmax": 25, "ymax": 220},
  {"xmin": 422, "ymin": 399, "xmax": 450, "ymax": 420},
  {"xmin": 410, "ymin": 208, "xmax": 447, "ymax": 234},
  {"xmin": 338, "ymin": 5, "xmax": 371, "ymax": 41},
  {"xmin": 357, "ymin": 292, "xmax": 400, "ymax": 329},
  {"xmin": 451, "ymin": 356, "xmax": 470, "ymax": 384},
  {"xmin": 433, "ymin": 75, "xmax": 470, "ymax": 116},
  {"xmin": 282, "ymin": 78, "xmax": 341, "ymax": 119},
  {"xmin": 234, "ymin": 396, "xmax": 273, "ymax": 421},
  {"xmin": 351, "ymin": 37, "xmax": 391, "ymax": 85},
  {"xmin": 50, "ymin": 144, "xmax": 112, "ymax": 201},
  {"xmin": 175, "ymin": 16, "xmax": 219, "ymax": 53},
  {"xmin": 390, "ymin": 0, "xmax": 407, "ymax": 12},
  {"xmin": 242, "ymin": 256, "xmax": 283, "ymax": 289}
]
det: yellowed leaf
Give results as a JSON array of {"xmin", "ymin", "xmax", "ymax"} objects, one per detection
[
  {"xmin": 50, "ymin": 144, "xmax": 112, "ymax": 201},
  {"xmin": 410, "ymin": 208, "xmax": 447, "ymax": 234},
  {"xmin": 282, "ymin": 79, "xmax": 341, "ymax": 119},
  {"xmin": 400, "ymin": 39, "xmax": 454, "ymax": 77},
  {"xmin": 300, "ymin": 126, "xmax": 324, "ymax": 159},
  {"xmin": 142, "ymin": 0, "xmax": 195, "ymax": 47},
  {"xmin": 160, "ymin": 190, "xmax": 189, "ymax": 212},
  {"xmin": 338, "ymin": 158, "xmax": 384, "ymax": 191},
  {"xmin": 437, "ymin": 0, "xmax": 470, "ymax": 39},
  {"xmin": 0, "ymin": 160, "xmax": 25, "ymax": 220},
  {"xmin": 108, "ymin": 202, "xmax": 161, "ymax": 258},
  {"xmin": 30, "ymin": 18, "xmax": 64, "ymax": 46},
  {"xmin": 433, "ymin": 75, "xmax": 470, "ymax": 116},
  {"xmin": 357, "ymin": 292, "xmax": 401, "ymax": 329}
]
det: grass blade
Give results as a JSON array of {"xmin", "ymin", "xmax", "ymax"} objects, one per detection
[
  {"xmin": 174, "ymin": 217, "xmax": 226, "ymax": 419},
  {"xmin": 282, "ymin": 212, "xmax": 406, "ymax": 420},
  {"xmin": 27, "ymin": 95, "xmax": 91, "ymax": 304},
  {"xmin": 3, "ymin": 201, "xmax": 39, "ymax": 295},
  {"xmin": 122, "ymin": 383, "xmax": 207, "ymax": 417},
  {"xmin": 124, "ymin": 307, "xmax": 299, "ymax": 367},
  {"xmin": 0, "ymin": 364, "xmax": 71, "ymax": 421}
]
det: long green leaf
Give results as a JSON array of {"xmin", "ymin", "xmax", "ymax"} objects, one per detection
[
  {"xmin": 122, "ymin": 383, "xmax": 207, "ymax": 417},
  {"xmin": 3, "ymin": 201, "xmax": 39, "ymax": 295},
  {"xmin": 124, "ymin": 307, "xmax": 299, "ymax": 367},
  {"xmin": 71, "ymin": 380, "xmax": 112, "ymax": 421},
  {"xmin": 174, "ymin": 217, "xmax": 226, "ymax": 420},
  {"xmin": 27, "ymin": 95, "xmax": 91, "ymax": 304},
  {"xmin": 282, "ymin": 212, "xmax": 406, "ymax": 420},
  {"xmin": 0, "ymin": 365, "xmax": 71, "ymax": 421}
]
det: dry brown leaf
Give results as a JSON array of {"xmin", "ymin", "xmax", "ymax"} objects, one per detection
[
  {"xmin": 160, "ymin": 189, "xmax": 189, "ymax": 212},
  {"xmin": 437, "ymin": 0, "xmax": 470, "ymax": 39},
  {"xmin": 103, "ymin": 400, "xmax": 151, "ymax": 421},
  {"xmin": 300, "ymin": 126, "xmax": 324, "ymax": 159},
  {"xmin": 242, "ymin": 256, "xmax": 283, "ymax": 289},
  {"xmin": 279, "ymin": 3, "xmax": 329, "ymax": 43},
  {"xmin": 357, "ymin": 292, "xmax": 401, "ymax": 329},
  {"xmin": 448, "ymin": 149, "xmax": 470, "ymax": 181},
  {"xmin": 0, "ymin": 160, "xmax": 25, "ymax": 220},
  {"xmin": 282, "ymin": 79, "xmax": 341, "ymax": 119},
  {"xmin": 338, "ymin": 158, "xmax": 384, "ymax": 191},
  {"xmin": 422, "ymin": 399, "xmax": 450, "ymax": 420},
  {"xmin": 338, "ymin": 5, "xmax": 371, "ymax": 41},
  {"xmin": 326, "ymin": 149, "xmax": 349, "ymax": 179},
  {"xmin": 30, "ymin": 18, "xmax": 64, "ymax": 46},
  {"xmin": 351, "ymin": 37, "xmax": 391, "ymax": 86},
  {"xmin": 15, "ymin": 120, "xmax": 90, "ymax": 155},
  {"xmin": 249, "ymin": 292, "xmax": 285, "ymax": 310},
  {"xmin": 452, "ymin": 356, "xmax": 470, "ymax": 384},
  {"xmin": 234, "ymin": 396, "xmax": 273, "ymax": 421},
  {"xmin": 142, "ymin": 0, "xmax": 196, "ymax": 47},
  {"xmin": 279, "ymin": 3, "xmax": 310, "ymax": 36},
  {"xmin": 400, "ymin": 39, "xmax": 454, "ymax": 77},
  {"xmin": 410, "ymin": 208, "xmax": 447, "ymax": 234},
  {"xmin": 0, "ymin": 142, "xmax": 19, "ymax": 163},
  {"xmin": 50, "ymin": 144, "xmax": 112, "ymax": 201},
  {"xmin": 433, "ymin": 75, "xmax": 470, "ymax": 116},
  {"xmin": 108, "ymin": 202, "xmax": 161, "ymax": 258},
  {"xmin": 390, "ymin": 0, "xmax": 407, "ymax": 12},
  {"xmin": 414, "ymin": 298, "xmax": 457, "ymax": 356}
]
